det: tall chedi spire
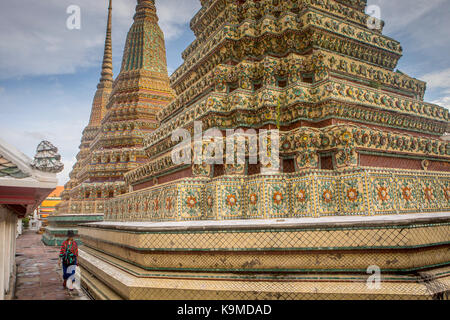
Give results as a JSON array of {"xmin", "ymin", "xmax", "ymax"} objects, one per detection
[
  {"xmin": 103, "ymin": 0, "xmax": 174, "ymax": 129},
  {"xmin": 98, "ymin": 0, "xmax": 113, "ymax": 87},
  {"xmin": 64, "ymin": 0, "xmax": 175, "ymax": 214},
  {"xmin": 57, "ymin": 0, "xmax": 115, "ymax": 213},
  {"xmin": 88, "ymin": 0, "xmax": 113, "ymax": 127},
  {"xmin": 119, "ymin": 0, "xmax": 169, "ymax": 76}
]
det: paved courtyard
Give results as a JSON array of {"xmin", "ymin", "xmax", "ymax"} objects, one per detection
[{"xmin": 14, "ymin": 230, "xmax": 89, "ymax": 300}]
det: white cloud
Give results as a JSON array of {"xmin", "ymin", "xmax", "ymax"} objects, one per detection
[
  {"xmin": 0, "ymin": 87, "xmax": 4, "ymax": 94},
  {"xmin": 0, "ymin": 0, "xmax": 199, "ymax": 80},
  {"xmin": 0, "ymin": 101, "xmax": 87, "ymax": 185},
  {"xmin": 58, "ymin": 158, "xmax": 76, "ymax": 186},
  {"xmin": 432, "ymin": 96, "xmax": 450, "ymax": 110},
  {"xmin": 158, "ymin": 0, "xmax": 200, "ymax": 40},
  {"xmin": 367, "ymin": 0, "xmax": 450, "ymax": 62},
  {"xmin": 368, "ymin": 0, "xmax": 446, "ymax": 33},
  {"xmin": 422, "ymin": 68, "xmax": 450, "ymax": 109},
  {"xmin": 0, "ymin": 0, "xmax": 201, "ymax": 185},
  {"xmin": 0, "ymin": 1, "xmax": 103, "ymax": 79},
  {"xmin": 422, "ymin": 68, "xmax": 450, "ymax": 91}
]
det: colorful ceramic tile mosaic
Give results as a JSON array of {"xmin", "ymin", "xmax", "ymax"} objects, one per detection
[{"xmin": 105, "ymin": 168, "xmax": 450, "ymax": 221}]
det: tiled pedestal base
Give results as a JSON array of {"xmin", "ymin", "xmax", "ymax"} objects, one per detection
[{"xmin": 78, "ymin": 212, "xmax": 450, "ymax": 300}]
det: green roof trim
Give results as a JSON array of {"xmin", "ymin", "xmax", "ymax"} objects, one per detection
[{"xmin": 0, "ymin": 155, "xmax": 30, "ymax": 179}]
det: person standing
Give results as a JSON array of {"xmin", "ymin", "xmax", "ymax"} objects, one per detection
[{"xmin": 58, "ymin": 230, "xmax": 79, "ymax": 292}]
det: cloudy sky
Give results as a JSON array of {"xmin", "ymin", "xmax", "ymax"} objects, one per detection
[{"xmin": 0, "ymin": 0, "xmax": 449, "ymax": 185}]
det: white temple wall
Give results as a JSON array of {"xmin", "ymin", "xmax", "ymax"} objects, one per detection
[{"xmin": 0, "ymin": 205, "xmax": 18, "ymax": 300}]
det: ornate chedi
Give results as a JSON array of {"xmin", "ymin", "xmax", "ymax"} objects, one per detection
[
  {"xmin": 78, "ymin": 0, "xmax": 450, "ymax": 300},
  {"xmin": 30, "ymin": 141, "xmax": 64, "ymax": 174},
  {"xmin": 58, "ymin": 0, "xmax": 115, "ymax": 214},
  {"xmin": 58, "ymin": 0, "xmax": 174, "ymax": 215},
  {"xmin": 44, "ymin": 1, "xmax": 116, "ymax": 246},
  {"xmin": 106, "ymin": 0, "xmax": 449, "ymax": 221}
]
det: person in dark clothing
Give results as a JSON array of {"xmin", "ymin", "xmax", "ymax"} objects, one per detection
[{"xmin": 58, "ymin": 230, "xmax": 79, "ymax": 291}]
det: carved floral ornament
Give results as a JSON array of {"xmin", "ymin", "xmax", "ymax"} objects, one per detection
[
  {"xmin": 176, "ymin": 0, "xmax": 389, "ymax": 81},
  {"xmin": 126, "ymin": 122, "xmax": 450, "ymax": 186},
  {"xmin": 151, "ymin": 49, "xmax": 446, "ymax": 152},
  {"xmin": 163, "ymin": 0, "xmax": 434, "ymax": 136},
  {"xmin": 148, "ymin": 87, "xmax": 447, "ymax": 159},
  {"xmin": 106, "ymin": 168, "xmax": 450, "ymax": 222},
  {"xmin": 166, "ymin": 22, "xmax": 406, "ymax": 120}
]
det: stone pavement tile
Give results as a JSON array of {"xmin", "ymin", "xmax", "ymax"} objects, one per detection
[
  {"xmin": 42, "ymin": 291, "xmax": 70, "ymax": 300},
  {"xmin": 17, "ymin": 272, "xmax": 40, "ymax": 277},
  {"xmin": 16, "ymin": 281, "xmax": 41, "ymax": 290},
  {"xmin": 15, "ymin": 289, "xmax": 35, "ymax": 297},
  {"xmin": 17, "ymin": 276, "xmax": 40, "ymax": 283}
]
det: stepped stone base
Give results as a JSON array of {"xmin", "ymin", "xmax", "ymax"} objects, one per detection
[{"xmin": 78, "ymin": 212, "xmax": 450, "ymax": 300}]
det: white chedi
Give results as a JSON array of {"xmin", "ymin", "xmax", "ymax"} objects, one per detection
[{"xmin": 30, "ymin": 141, "xmax": 64, "ymax": 173}]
